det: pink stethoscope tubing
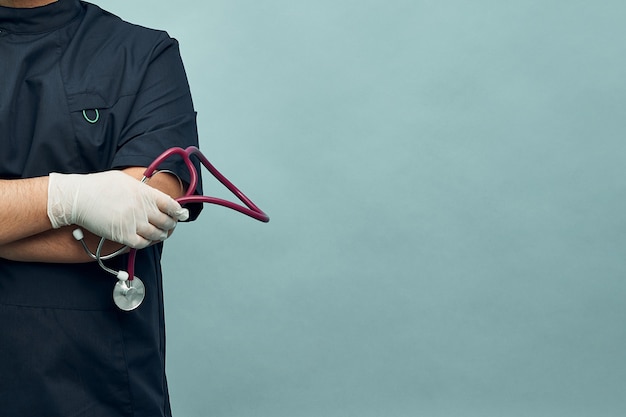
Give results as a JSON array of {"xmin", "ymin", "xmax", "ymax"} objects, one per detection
[{"xmin": 124, "ymin": 146, "xmax": 270, "ymax": 282}]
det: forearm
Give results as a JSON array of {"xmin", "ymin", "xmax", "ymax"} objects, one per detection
[
  {"xmin": 0, "ymin": 177, "xmax": 52, "ymax": 245},
  {"xmin": 0, "ymin": 227, "xmax": 125, "ymax": 263},
  {"xmin": 0, "ymin": 169, "xmax": 183, "ymax": 263}
]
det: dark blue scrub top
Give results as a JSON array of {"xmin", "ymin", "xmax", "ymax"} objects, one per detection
[{"xmin": 0, "ymin": 1, "xmax": 201, "ymax": 416}]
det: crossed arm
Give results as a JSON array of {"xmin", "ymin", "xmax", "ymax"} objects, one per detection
[{"xmin": 0, "ymin": 168, "xmax": 184, "ymax": 263}]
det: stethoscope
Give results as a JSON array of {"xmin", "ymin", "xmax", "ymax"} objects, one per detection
[{"xmin": 73, "ymin": 146, "xmax": 269, "ymax": 311}]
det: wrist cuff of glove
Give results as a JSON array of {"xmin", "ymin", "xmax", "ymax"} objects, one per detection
[{"xmin": 47, "ymin": 172, "xmax": 72, "ymax": 229}]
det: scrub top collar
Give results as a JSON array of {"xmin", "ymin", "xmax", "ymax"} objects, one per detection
[{"xmin": 0, "ymin": 0, "xmax": 81, "ymax": 34}]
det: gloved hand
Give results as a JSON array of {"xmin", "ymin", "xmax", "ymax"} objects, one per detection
[{"xmin": 47, "ymin": 170, "xmax": 189, "ymax": 249}]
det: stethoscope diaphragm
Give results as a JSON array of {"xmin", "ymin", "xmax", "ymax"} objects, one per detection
[{"xmin": 113, "ymin": 277, "xmax": 146, "ymax": 311}]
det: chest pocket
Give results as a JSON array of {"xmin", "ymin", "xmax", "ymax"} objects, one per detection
[{"xmin": 67, "ymin": 91, "xmax": 131, "ymax": 172}]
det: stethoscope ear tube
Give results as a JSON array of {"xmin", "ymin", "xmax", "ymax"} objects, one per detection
[
  {"xmin": 73, "ymin": 228, "xmax": 127, "ymax": 261},
  {"xmin": 72, "ymin": 229, "xmax": 146, "ymax": 310}
]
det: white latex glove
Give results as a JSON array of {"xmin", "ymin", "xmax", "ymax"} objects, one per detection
[{"xmin": 47, "ymin": 171, "xmax": 189, "ymax": 249}]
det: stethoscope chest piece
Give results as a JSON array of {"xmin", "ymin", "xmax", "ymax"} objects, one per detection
[{"xmin": 113, "ymin": 277, "xmax": 146, "ymax": 311}]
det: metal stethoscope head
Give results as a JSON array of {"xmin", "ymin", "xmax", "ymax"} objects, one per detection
[{"xmin": 74, "ymin": 146, "xmax": 269, "ymax": 311}]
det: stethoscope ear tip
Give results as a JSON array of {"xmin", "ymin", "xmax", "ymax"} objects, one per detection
[{"xmin": 72, "ymin": 228, "xmax": 84, "ymax": 241}]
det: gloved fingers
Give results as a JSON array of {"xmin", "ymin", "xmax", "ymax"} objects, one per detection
[
  {"xmin": 147, "ymin": 210, "xmax": 178, "ymax": 232},
  {"xmin": 153, "ymin": 192, "xmax": 189, "ymax": 221},
  {"xmin": 124, "ymin": 234, "xmax": 153, "ymax": 250},
  {"xmin": 175, "ymin": 207, "xmax": 190, "ymax": 222},
  {"xmin": 48, "ymin": 171, "xmax": 189, "ymax": 248},
  {"xmin": 136, "ymin": 222, "xmax": 170, "ymax": 243}
]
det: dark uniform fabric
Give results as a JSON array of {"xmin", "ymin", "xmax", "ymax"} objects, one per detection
[{"xmin": 0, "ymin": 1, "xmax": 201, "ymax": 415}]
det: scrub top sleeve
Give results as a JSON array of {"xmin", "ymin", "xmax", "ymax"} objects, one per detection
[{"xmin": 112, "ymin": 33, "xmax": 203, "ymax": 220}]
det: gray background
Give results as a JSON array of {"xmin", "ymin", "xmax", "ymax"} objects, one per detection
[{"xmin": 105, "ymin": 1, "xmax": 626, "ymax": 416}]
